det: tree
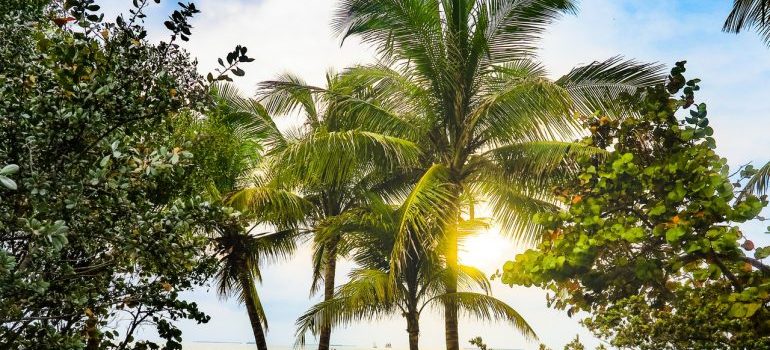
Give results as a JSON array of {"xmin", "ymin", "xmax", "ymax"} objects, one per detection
[
  {"xmin": 230, "ymin": 71, "xmax": 422, "ymax": 350},
  {"xmin": 502, "ymin": 62, "xmax": 770, "ymax": 348},
  {"xmin": 330, "ymin": 1, "xmax": 664, "ymax": 349},
  {"xmin": 178, "ymin": 85, "xmax": 308, "ymax": 350},
  {"xmin": 0, "ymin": 1, "xmax": 253, "ymax": 348},
  {"xmin": 213, "ymin": 226, "xmax": 296, "ymax": 350},
  {"xmin": 295, "ymin": 199, "xmax": 535, "ymax": 350}
]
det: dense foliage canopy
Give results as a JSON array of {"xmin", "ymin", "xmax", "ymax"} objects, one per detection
[
  {"xmin": 503, "ymin": 62, "xmax": 770, "ymax": 348},
  {"xmin": 0, "ymin": 1, "xmax": 253, "ymax": 348}
]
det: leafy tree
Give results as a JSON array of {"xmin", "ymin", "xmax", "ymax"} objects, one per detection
[
  {"xmin": 328, "ymin": 1, "xmax": 664, "ymax": 349},
  {"xmin": 502, "ymin": 62, "xmax": 770, "ymax": 348},
  {"xmin": 294, "ymin": 199, "xmax": 534, "ymax": 350},
  {"xmin": 0, "ymin": 1, "xmax": 252, "ymax": 348}
]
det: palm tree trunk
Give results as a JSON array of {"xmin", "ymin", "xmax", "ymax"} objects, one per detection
[
  {"xmin": 240, "ymin": 273, "xmax": 269, "ymax": 350},
  {"xmin": 444, "ymin": 230, "xmax": 459, "ymax": 350},
  {"xmin": 444, "ymin": 199, "xmax": 461, "ymax": 350},
  {"xmin": 318, "ymin": 239, "xmax": 339, "ymax": 350},
  {"xmin": 406, "ymin": 311, "xmax": 420, "ymax": 350}
]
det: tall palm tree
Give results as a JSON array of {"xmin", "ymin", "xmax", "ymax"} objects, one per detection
[
  {"xmin": 724, "ymin": 0, "xmax": 770, "ymax": 44},
  {"xmin": 212, "ymin": 226, "xmax": 296, "ymax": 350},
  {"xmin": 232, "ymin": 72, "xmax": 422, "ymax": 350},
  {"xmin": 295, "ymin": 198, "xmax": 535, "ymax": 350},
  {"xmin": 324, "ymin": 2, "xmax": 665, "ymax": 349},
  {"xmin": 197, "ymin": 84, "xmax": 310, "ymax": 350}
]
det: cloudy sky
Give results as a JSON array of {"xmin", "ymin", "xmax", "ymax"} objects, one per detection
[{"xmin": 98, "ymin": 0, "xmax": 770, "ymax": 349}]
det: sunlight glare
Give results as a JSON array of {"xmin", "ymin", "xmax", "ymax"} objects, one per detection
[{"xmin": 458, "ymin": 229, "xmax": 513, "ymax": 271}]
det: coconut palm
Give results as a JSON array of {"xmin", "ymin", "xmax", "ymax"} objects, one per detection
[
  {"xmin": 295, "ymin": 198, "xmax": 535, "ymax": 350},
  {"xmin": 231, "ymin": 72, "xmax": 422, "ymax": 349},
  {"xmin": 212, "ymin": 226, "xmax": 296, "ymax": 350},
  {"xmin": 325, "ymin": 2, "xmax": 665, "ymax": 349},
  {"xmin": 724, "ymin": 0, "xmax": 770, "ymax": 45},
  {"xmin": 196, "ymin": 84, "xmax": 310, "ymax": 350}
]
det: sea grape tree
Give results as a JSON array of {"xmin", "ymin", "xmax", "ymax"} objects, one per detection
[{"xmin": 503, "ymin": 62, "xmax": 770, "ymax": 348}]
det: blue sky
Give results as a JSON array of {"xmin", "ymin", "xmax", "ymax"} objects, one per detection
[{"xmin": 98, "ymin": 0, "xmax": 770, "ymax": 349}]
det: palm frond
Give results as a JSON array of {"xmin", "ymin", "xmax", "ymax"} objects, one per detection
[
  {"xmin": 472, "ymin": 73, "xmax": 576, "ymax": 144},
  {"xmin": 555, "ymin": 56, "xmax": 666, "ymax": 117},
  {"xmin": 259, "ymin": 73, "xmax": 320, "ymax": 123},
  {"xmin": 240, "ymin": 271, "xmax": 269, "ymax": 331},
  {"xmin": 227, "ymin": 187, "xmax": 310, "ymax": 226},
  {"xmin": 724, "ymin": 0, "xmax": 770, "ymax": 45},
  {"xmin": 270, "ymin": 130, "xmax": 421, "ymax": 188},
  {"xmin": 474, "ymin": 179, "xmax": 559, "ymax": 243},
  {"xmin": 295, "ymin": 269, "xmax": 397, "ymax": 346},
  {"xmin": 431, "ymin": 292, "xmax": 538, "ymax": 341},
  {"xmin": 212, "ymin": 82, "xmax": 286, "ymax": 151},
  {"xmin": 333, "ymin": 0, "xmax": 449, "ymax": 88},
  {"xmin": 743, "ymin": 161, "xmax": 770, "ymax": 196},
  {"xmin": 477, "ymin": 0, "xmax": 578, "ymax": 64},
  {"xmin": 484, "ymin": 140, "xmax": 607, "ymax": 188},
  {"xmin": 392, "ymin": 164, "xmax": 457, "ymax": 272},
  {"xmin": 457, "ymin": 264, "xmax": 493, "ymax": 295}
]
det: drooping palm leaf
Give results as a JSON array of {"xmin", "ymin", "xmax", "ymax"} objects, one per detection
[
  {"xmin": 744, "ymin": 161, "xmax": 770, "ymax": 196},
  {"xmin": 430, "ymin": 292, "xmax": 538, "ymax": 341},
  {"xmin": 392, "ymin": 164, "xmax": 457, "ymax": 271},
  {"xmin": 724, "ymin": 0, "xmax": 770, "ymax": 45},
  {"xmin": 556, "ymin": 56, "xmax": 666, "ymax": 117}
]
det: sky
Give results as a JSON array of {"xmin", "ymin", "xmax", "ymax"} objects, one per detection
[{"xmin": 96, "ymin": 0, "xmax": 770, "ymax": 349}]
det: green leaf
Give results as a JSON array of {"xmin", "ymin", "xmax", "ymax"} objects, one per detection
[
  {"xmin": 649, "ymin": 203, "xmax": 666, "ymax": 216},
  {"xmin": 755, "ymin": 247, "xmax": 770, "ymax": 259},
  {"xmin": 665, "ymin": 227, "xmax": 686, "ymax": 243},
  {"xmin": 0, "ymin": 175, "xmax": 17, "ymax": 190},
  {"xmin": 0, "ymin": 164, "xmax": 19, "ymax": 175}
]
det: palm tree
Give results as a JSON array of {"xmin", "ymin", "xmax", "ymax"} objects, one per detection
[
  {"xmin": 724, "ymin": 0, "xmax": 770, "ymax": 44},
  {"xmin": 212, "ymin": 225, "xmax": 296, "ymax": 350},
  {"xmin": 326, "ymin": 2, "xmax": 665, "ymax": 349},
  {"xmin": 232, "ymin": 72, "xmax": 422, "ymax": 350},
  {"xmin": 195, "ymin": 84, "xmax": 310, "ymax": 350},
  {"xmin": 295, "ymin": 198, "xmax": 535, "ymax": 350}
]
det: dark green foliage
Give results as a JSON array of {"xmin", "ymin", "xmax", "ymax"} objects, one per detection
[
  {"xmin": 0, "ymin": 1, "xmax": 252, "ymax": 348},
  {"xmin": 503, "ymin": 63, "xmax": 770, "ymax": 348}
]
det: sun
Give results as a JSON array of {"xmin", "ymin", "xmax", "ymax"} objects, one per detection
[{"xmin": 458, "ymin": 229, "xmax": 513, "ymax": 271}]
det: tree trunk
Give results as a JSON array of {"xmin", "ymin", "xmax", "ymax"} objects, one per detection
[
  {"xmin": 240, "ymin": 273, "xmax": 269, "ymax": 350},
  {"xmin": 406, "ymin": 311, "xmax": 420, "ymax": 350},
  {"xmin": 444, "ymin": 233, "xmax": 459, "ymax": 350},
  {"xmin": 444, "ymin": 206, "xmax": 460, "ymax": 350},
  {"xmin": 318, "ymin": 240, "xmax": 339, "ymax": 350},
  {"xmin": 85, "ymin": 317, "xmax": 100, "ymax": 350}
]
